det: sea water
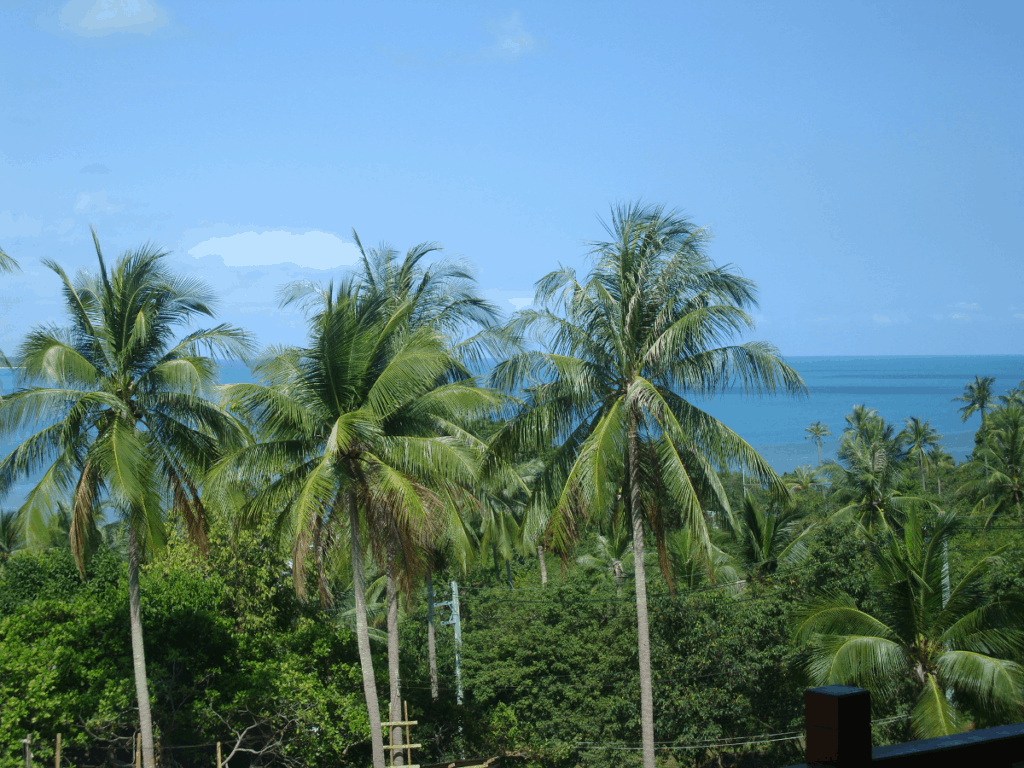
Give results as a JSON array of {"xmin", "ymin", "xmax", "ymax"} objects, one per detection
[{"xmin": 2, "ymin": 355, "xmax": 1022, "ymax": 509}]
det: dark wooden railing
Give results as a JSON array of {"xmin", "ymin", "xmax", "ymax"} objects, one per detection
[{"xmin": 784, "ymin": 685, "xmax": 1024, "ymax": 767}]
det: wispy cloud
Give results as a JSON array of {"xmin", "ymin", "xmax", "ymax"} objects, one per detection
[
  {"xmin": 953, "ymin": 301, "xmax": 979, "ymax": 310},
  {"xmin": 60, "ymin": 0, "xmax": 168, "ymax": 37},
  {"xmin": 381, "ymin": 10, "xmax": 541, "ymax": 68},
  {"xmin": 73, "ymin": 190, "xmax": 123, "ymax": 215},
  {"xmin": 1014, "ymin": 314, "xmax": 1024, "ymax": 321},
  {"xmin": 0, "ymin": 211, "xmax": 42, "ymax": 238},
  {"xmin": 951, "ymin": 312, "xmax": 971, "ymax": 321},
  {"xmin": 872, "ymin": 314, "xmax": 890, "ymax": 323},
  {"xmin": 188, "ymin": 229, "xmax": 360, "ymax": 269}
]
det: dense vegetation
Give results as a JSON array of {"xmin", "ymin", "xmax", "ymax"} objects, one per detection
[{"xmin": 1, "ymin": 215, "xmax": 1023, "ymax": 768}]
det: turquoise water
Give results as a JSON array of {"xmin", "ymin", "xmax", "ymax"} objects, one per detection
[{"xmin": 2, "ymin": 355, "xmax": 1023, "ymax": 508}]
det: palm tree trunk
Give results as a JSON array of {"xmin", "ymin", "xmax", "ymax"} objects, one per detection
[
  {"xmin": 627, "ymin": 411, "xmax": 656, "ymax": 768},
  {"xmin": 506, "ymin": 559, "xmax": 513, "ymax": 590},
  {"xmin": 920, "ymin": 453, "xmax": 926, "ymax": 493},
  {"xmin": 936, "ymin": 469, "xmax": 942, "ymax": 497},
  {"xmin": 348, "ymin": 493, "xmax": 386, "ymax": 768},
  {"xmin": 127, "ymin": 525, "xmax": 156, "ymax": 768},
  {"xmin": 537, "ymin": 545, "xmax": 548, "ymax": 586},
  {"xmin": 426, "ymin": 572, "xmax": 438, "ymax": 702},
  {"xmin": 817, "ymin": 441, "xmax": 822, "ymax": 466},
  {"xmin": 386, "ymin": 533, "xmax": 404, "ymax": 766}
]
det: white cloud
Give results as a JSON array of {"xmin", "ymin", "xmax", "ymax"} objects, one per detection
[
  {"xmin": 0, "ymin": 211, "xmax": 42, "ymax": 238},
  {"xmin": 508, "ymin": 297, "xmax": 532, "ymax": 311},
  {"xmin": 188, "ymin": 229, "xmax": 360, "ymax": 269},
  {"xmin": 73, "ymin": 190, "xmax": 123, "ymax": 215},
  {"xmin": 1014, "ymin": 314, "xmax": 1024, "ymax": 321},
  {"xmin": 954, "ymin": 301, "xmax": 979, "ymax": 310},
  {"xmin": 60, "ymin": 0, "xmax": 168, "ymax": 37},
  {"xmin": 485, "ymin": 11, "xmax": 536, "ymax": 58},
  {"xmin": 872, "ymin": 314, "xmax": 890, "ymax": 323},
  {"xmin": 951, "ymin": 312, "xmax": 971, "ymax": 321}
]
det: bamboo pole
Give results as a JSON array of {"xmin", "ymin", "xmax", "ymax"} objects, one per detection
[
  {"xmin": 216, "ymin": 741, "xmax": 221, "ymax": 768},
  {"xmin": 135, "ymin": 734, "xmax": 141, "ymax": 768},
  {"xmin": 22, "ymin": 735, "xmax": 31, "ymax": 768},
  {"xmin": 54, "ymin": 734, "xmax": 61, "ymax": 768}
]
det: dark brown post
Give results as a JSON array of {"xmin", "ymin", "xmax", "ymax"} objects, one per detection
[{"xmin": 805, "ymin": 685, "xmax": 872, "ymax": 766}]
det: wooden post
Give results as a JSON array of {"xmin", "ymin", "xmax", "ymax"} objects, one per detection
[
  {"xmin": 216, "ymin": 742, "xmax": 221, "ymax": 768},
  {"xmin": 135, "ymin": 734, "xmax": 141, "ymax": 768},
  {"xmin": 54, "ymin": 734, "xmax": 61, "ymax": 768},
  {"xmin": 404, "ymin": 701, "xmax": 411, "ymax": 766},
  {"xmin": 804, "ymin": 685, "xmax": 872, "ymax": 766},
  {"xmin": 22, "ymin": 735, "xmax": 31, "ymax": 768}
]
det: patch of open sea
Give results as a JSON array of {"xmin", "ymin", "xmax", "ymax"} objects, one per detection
[{"xmin": 2, "ymin": 355, "xmax": 1023, "ymax": 509}]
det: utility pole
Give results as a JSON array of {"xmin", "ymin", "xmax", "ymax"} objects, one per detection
[{"xmin": 435, "ymin": 581, "xmax": 463, "ymax": 705}]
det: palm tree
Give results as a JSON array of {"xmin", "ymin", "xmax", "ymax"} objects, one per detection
[
  {"xmin": 0, "ymin": 508, "xmax": 23, "ymax": 560},
  {"xmin": 792, "ymin": 508, "xmax": 1024, "ymax": 738},
  {"xmin": 214, "ymin": 279, "xmax": 494, "ymax": 768},
  {"xmin": 958, "ymin": 406, "xmax": 1024, "ymax": 527},
  {"xmin": 787, "ymin": 464, "xmax": 829, "ymax": 497},
  {"xmin": 997, "ymin": 381, "xmax": 1024, "ymax": 409},
  {"xmin": 0, "ymin": 245, "xmax": 17, "ymax": 274},
  {"xmin": 0, "ymin": 231, "xmax": 252, "ymax": 768},
  {"xmin": 725, "ymin": 492, "xmax": 815, "ymax": 582},
  {"xmin": 903, "ymin": 416, "xmax": 942, "ymax": 492},
  {"xmin": 0, "ymin": 245, "xmax": 20, "ymax": 370},
  {"xmin": 842, "ymin": 404, "xmax": 881, "ymax": 442},
  {"xmin": 929, "ymin": 446, "xmax": 956, "ymax": 496},
  {"xmin": 823, "ymin": 411, "xmax": 928, "ymax": 535},
  {"xmin": 953, "ymin": 375, "xmax": 997, "ymax": 451},
  {"xmin": 490, "ymin": 202, "xmax": 807, "ymax": 768},
  {"xmin": 666, "ymin": 525, "xmax": 742, "ymax": 592},
  {"xmin": 346, "ymin": 230, "xmax": 512, "ymax": 759},
  {"xmin": 576, "ymin": 517, "xmax": 634, "ymax": 594},
  {"xmin": 804, "ymin": 421, "xmax": 832, "ymax": 466}
]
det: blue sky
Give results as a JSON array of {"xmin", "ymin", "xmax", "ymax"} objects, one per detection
[{"xmin": 1, "ymin": 0, "xmax": 1022, "ymax": 357}]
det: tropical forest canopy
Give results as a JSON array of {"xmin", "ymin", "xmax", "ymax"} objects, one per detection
[{"xmin": 1, "ymin": 208, "xmax": 1023, "ymax": 768}]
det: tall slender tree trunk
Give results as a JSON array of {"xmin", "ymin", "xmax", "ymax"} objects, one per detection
[
  {"xmin": 127, "ymin": 526, "xmax": 156, "ymax": 768},
  {"xmin": 348, "ymin": 493, "xmax": 386, "ymax": 768},
  {"xmin": 537, "ymin": 545, "xmax": 548, "ymax": 586},
  {"xmin": 817, "ymin": 442, "xmax": 822, "ymax": 466},
  {"xmin": 936, "ymin": 467, "xmax": 942, "ymax": 497},
  {"xmin": 426, "ymin": 572, "xmax": 438, "ymax": 702},
  {"xmin": 506, "ymin": 560, "xmax": 513, "ymax": 590},
  {"xmin": 919, "ymin": 453, "xmax": 926, "ymax": 493},
  {"xmin": 627, "ymin": 411, "xmax": 656, "ymax": 768},
  {"xmin": 386, "ymin": 532, "xmax": 404, "ymax": 765}
]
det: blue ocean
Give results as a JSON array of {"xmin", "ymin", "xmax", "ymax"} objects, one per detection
[{"xmin": 2, "ymin": 355, "xmax": 1023, "ymax": 508}]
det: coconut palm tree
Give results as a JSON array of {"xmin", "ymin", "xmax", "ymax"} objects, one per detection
[
  {"xmin": 0, "ymin": 245, "xmax": 20, "ymax": 370},
  {"xmin": 787, "ymin": 464, "xmax": 829, "ymax": 497},
  {"xmin": 345, "ymin": 230, "xmax": 514, "ymax": 760},
  {"xmin": 824, "ymin": 415, "xmax": 927, "ymax": 535},
  {"xmin": 666, "ymin": 525, "xmax": 742, "ymax": 592},
  {"xmin": 0, "ymin": 508, "xmax": 23, "ymax": 560},
  {"xmin": 903, "ymin": 416, "xmax": 942, "ymax": 492},
  {"xmin": 998, "ymin": 382, "xmax": 1024, "ymax": 409},
  {"xmin": 958, "ymin": 406, "xmax": 1024, "ymax": 527},
  {"xmin": 842, "ymin": 404, "xmax": 881, "ymax": 442},
  {"xmin": 724, "ymin": 492, "xmax": 815, "ymax": 582},
  {"xmin": 929, "ymin": 446, "xmax": 956, "ymax": 497},
  {"xmin": 792, "ymin": 508, "xmax": 1024, "ymax": 738},
  {"xmin": 953, "ymin": 375, "xmax": 998, "ymax": 451},
  {"xmin": 214, "ymin": 279, "xmax": 495, "ymax": 768},
  {"xmin": 576, "ymin": 516, "xmax": 634, "ymax": 594},
  {"xmin": 489, "ymin": 201, "xmax": 807, "ymax": 768},
  {"xmin": 0, "ymin": 231, "xmax": 252, "ymax": 768},
  {"xmin": 804, "ymin": 421, "xmax": 832, "ymax": 466}
]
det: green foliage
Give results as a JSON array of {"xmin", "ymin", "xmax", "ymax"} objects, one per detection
[{"xmin": 0, "ymin": 532, "xmax": 368, "ymax": 768}]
